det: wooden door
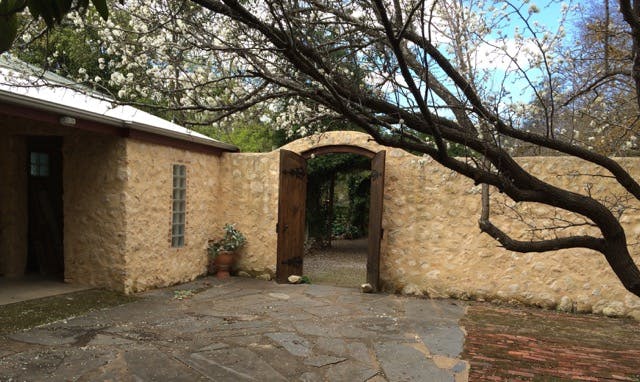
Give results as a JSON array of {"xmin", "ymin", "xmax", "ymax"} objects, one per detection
[
  {"xmin": 27, "ymin": 136, "xmax": 64, "ymax": 277},
  {"xmin": 276, "ymin": 149, "xmax": 307, "ymax": 283},
  {"xmin": 367, "ymin": 150, "xmax": 385, "ymax": 291}
]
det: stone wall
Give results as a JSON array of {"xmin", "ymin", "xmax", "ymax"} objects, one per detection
[
  {"xmin": 4, "ymin": 120, "xmax": 640, "ymax": 318},
  {"xmin": 218, "ymin": 151, "xmax": 280, "ymax": 278},
  {"xmin": 122, "ymin": 139, "xmax": 223, "ymax": 292},
  {"xmin": 63, "ymin": 131, "xmax": 128, "ymax": 290},
  {"xmin": 380, "ymin": 152, "xmax": 640, "ymax": 320},
  {"xmin": 0, "ymin": 129, "xmax": 27, "ymax": 277},
  {"xmin": 231, "ymin": 131, "xmax": 640, "ymax": 319}
]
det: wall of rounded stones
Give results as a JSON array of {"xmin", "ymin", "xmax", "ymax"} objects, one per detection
[
  {"xmin": 64, "ymin": 131, "xmax": 128, "ymax": 291},
  {"xmin": 241, "ymin": 131, "xmax": 640, "ymax": 320},
  {"xmin": 218, "ymin": 151, "xmax": 280, "ymax": 280},
  {"xmin": 0, "ymin": 120, "xmax": 129, "ymax": 291},
  {"xmin": 123, "ymin": 139, "xmax": 225, "ymax": 292}
]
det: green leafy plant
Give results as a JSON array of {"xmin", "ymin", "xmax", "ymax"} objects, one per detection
[
  {"xmin": 207, "ymin": 223, "xmax": 247, "ymax": 259},
  {"xmin": 173, "ymin": 289, "xmax": 195, "ymax": 300}
]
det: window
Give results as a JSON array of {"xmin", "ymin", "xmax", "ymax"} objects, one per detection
[
  {"xmin": 30, "ymin": 152, "xmax": 50, "ymax": 177},
  {"xmin": 171, "ymin": 164, "xmax": 186, "ymax": 247}
]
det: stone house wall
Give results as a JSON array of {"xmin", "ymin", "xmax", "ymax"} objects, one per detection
[
  {"xmin": 63, "ymin": 131, "xmax": 128, "ymax": 291},
  {"xmin": 121, "ymin": 139, "xmax": 224, "ymax": 293},
  {"xmin": 227, "ymin": 131, "xmax": 640, "ymax": 319},
  {"xmin": 217, "ymin": 151, "xmax": 281, "ymax": 278},
  {"xmin": 0, "ymin": 117, "xmax": 127, "ymax": 290},
  {"xmin": 0, "ymin": 124, "xmax": 28, "ymax": 277}
]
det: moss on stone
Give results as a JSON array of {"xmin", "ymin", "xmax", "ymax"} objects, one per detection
[{"xmin": 0, "ymin": 289, "xmax": 137, "ymax": 335}]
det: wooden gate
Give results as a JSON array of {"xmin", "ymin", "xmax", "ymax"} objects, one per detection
[
  {"xmin": 276, "ymin": 149, "xmax": 307, "ymax": 283},
  {"xmin": 367, "ymin": 150, "xmax": 385, "ymax": 291}
]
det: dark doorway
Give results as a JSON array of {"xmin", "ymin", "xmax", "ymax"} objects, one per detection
[
  {"xmin": 304, "ymin": 153, "xmax": 370, "ymax": 288},
  {"xmin": 27, "ymin": 136, "xmax": 64, "ymax": 278},
  {"xmin": 276, "ymin": 146, "xmax": 385, "ymax": 290}
]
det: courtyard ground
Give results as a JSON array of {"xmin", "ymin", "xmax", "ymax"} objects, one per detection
[
  {"xmin": 0, "ymin": 277, "xmax": 468, "ymax": 381},
  {"xmin": 1, "ymin": 279, "xmax": 639, "ymax": 380},
  {"xmin": 304, "ymin": 239, "xmax": 640, "ymax": 380},
  {"xmin": 304, "ymin": 238, "xmax": 368, "ymax": 288}
]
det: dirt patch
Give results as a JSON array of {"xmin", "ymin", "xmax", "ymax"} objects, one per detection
[
  {"xmin": 462, "ymin": 302, "xmax": 640, "ymax": 381},
  {"xmin": 304, "ymin": 238, "xmax": 367, "ymax": 288},
  {"xmin": 0, "ymin": 289, "xmax": 137, "ymax": 336}
]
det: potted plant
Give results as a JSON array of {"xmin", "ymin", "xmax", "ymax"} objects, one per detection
[{"xmin": 207, "ymin": 224, "xmax": 246, "ymax": 279}]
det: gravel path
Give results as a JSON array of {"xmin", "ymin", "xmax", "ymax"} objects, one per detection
[{"xmin": 304, "ymin": 238, "xmax": 367, "ymax": 288}]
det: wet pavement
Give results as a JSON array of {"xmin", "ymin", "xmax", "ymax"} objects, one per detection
[
  {"xmin": 0, "ymin": 276, "xmax": 91, "ymax": 306},
  {"xmin": 0, "ymin": 277, "xmax": 468, "ymax": 381}
]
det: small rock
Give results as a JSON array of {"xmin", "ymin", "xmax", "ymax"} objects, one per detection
[
  {"xmin": 401, "ymin": 284, "xmax": 423, "ymax": 296},
  {"xmin": 576, "ymin": 300, "xmax": 592, "ymax": 314},
  {"xmin": 558, "ymin": 296, "xmax": 573, "ymax": 312},
  {"xmin": 628, "ymin": 309, "xmax": 640, "ymax": 321},
  {"xmin": 531, "ymin": 293, "xmax": 557, "ymax": 310},
  {"xmin": 237, "ymin": 271, "xmax": 251, "ymax": 278},
  {"xmin": 361, "ymin": 283, "xmax": 373, "ymax": 293},
  {"xmin": 256, "ymin": 273, "xmax": 272, "ymax": 281},
  {"xmin": 602, "ymin": 302, "xmax": 625, "ymax": 317},
  {"xmin": 288, "ymin": 275, "xmax": 302, "ymax": 284}
]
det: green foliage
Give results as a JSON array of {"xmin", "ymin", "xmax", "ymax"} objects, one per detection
[
  {"xmin": 0, "ymin": 1, "xmax": 20, "ymax": 54},
  {"xmin": 307, "ymin": 153, "xmax": 369, "ymax": 177},
  {"xmin": 330, "ymin": 171, "xmax": 370, "ymax": 239},
  {"xmin": 0, "ymin": 0, "xmax": 111, "ymax": 53},
  {"xmin": 208, "ymin": 121, "xmax": 286, "ymax": 153},
  {"xmin": 16, "ymin": 11, "xmax": 115, "ymax": 90},
  {"xmin": 306, "ymin": 154, "xmax": 371, "ymax": 243},
  {"xmin": 207, "ymin": 223, "xmax": 246, "ymax": 259},
  {"xmin": 346, "ymin": 171, "xmax": 370, "ymax": 236}
]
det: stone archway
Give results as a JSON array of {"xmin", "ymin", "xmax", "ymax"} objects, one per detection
[{"xmin": 275, "ymin": 132, "xmax": 386, "ymax": 291}]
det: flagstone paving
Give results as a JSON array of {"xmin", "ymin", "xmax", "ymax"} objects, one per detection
[
  {"xmin": 4, "ymin": 277, "xmax": 639, "ymax": 381},
  {"xmin": 0, "ymin": 277, "xmax": 468, "ymax": 381}
]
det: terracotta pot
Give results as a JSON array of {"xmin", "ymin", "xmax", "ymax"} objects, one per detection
[{"xmin": 213, "ymin": 251, "xmax": 235, "ymax": 279}]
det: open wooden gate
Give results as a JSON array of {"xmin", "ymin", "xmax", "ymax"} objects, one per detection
[
  {"xmin": 277, "ymin": 147, "xmax": 385, "ymax": 289},
  {"xmin": 367, "ymin": 150, "xmax": 385, "ymax": 291},
  {"xmin": 276, "ymin": 150, "xmax": 307, "ymax": 283}
]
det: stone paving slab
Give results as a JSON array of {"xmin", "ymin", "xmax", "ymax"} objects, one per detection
[{"xmin": 0, "ymin": 277, "xmax": 469, "ymax": 381}]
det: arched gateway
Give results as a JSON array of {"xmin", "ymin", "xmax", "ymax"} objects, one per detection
[{"xmin": 275, "ymin": 132, "xmax": 386, "ymax": 291}]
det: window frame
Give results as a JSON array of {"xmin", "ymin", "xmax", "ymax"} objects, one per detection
[
  {"xmin": 171, "ymin": 164, "xmax": 187, "ymax": 248},
  {"xmin": 29, "ymin": 152, "xmax": 50, "ymax": 177}
]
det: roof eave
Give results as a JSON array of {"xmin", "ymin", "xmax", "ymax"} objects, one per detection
[{"xmin": 0, "ymin": 89, "xmax": 239, "ymax": 152}]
